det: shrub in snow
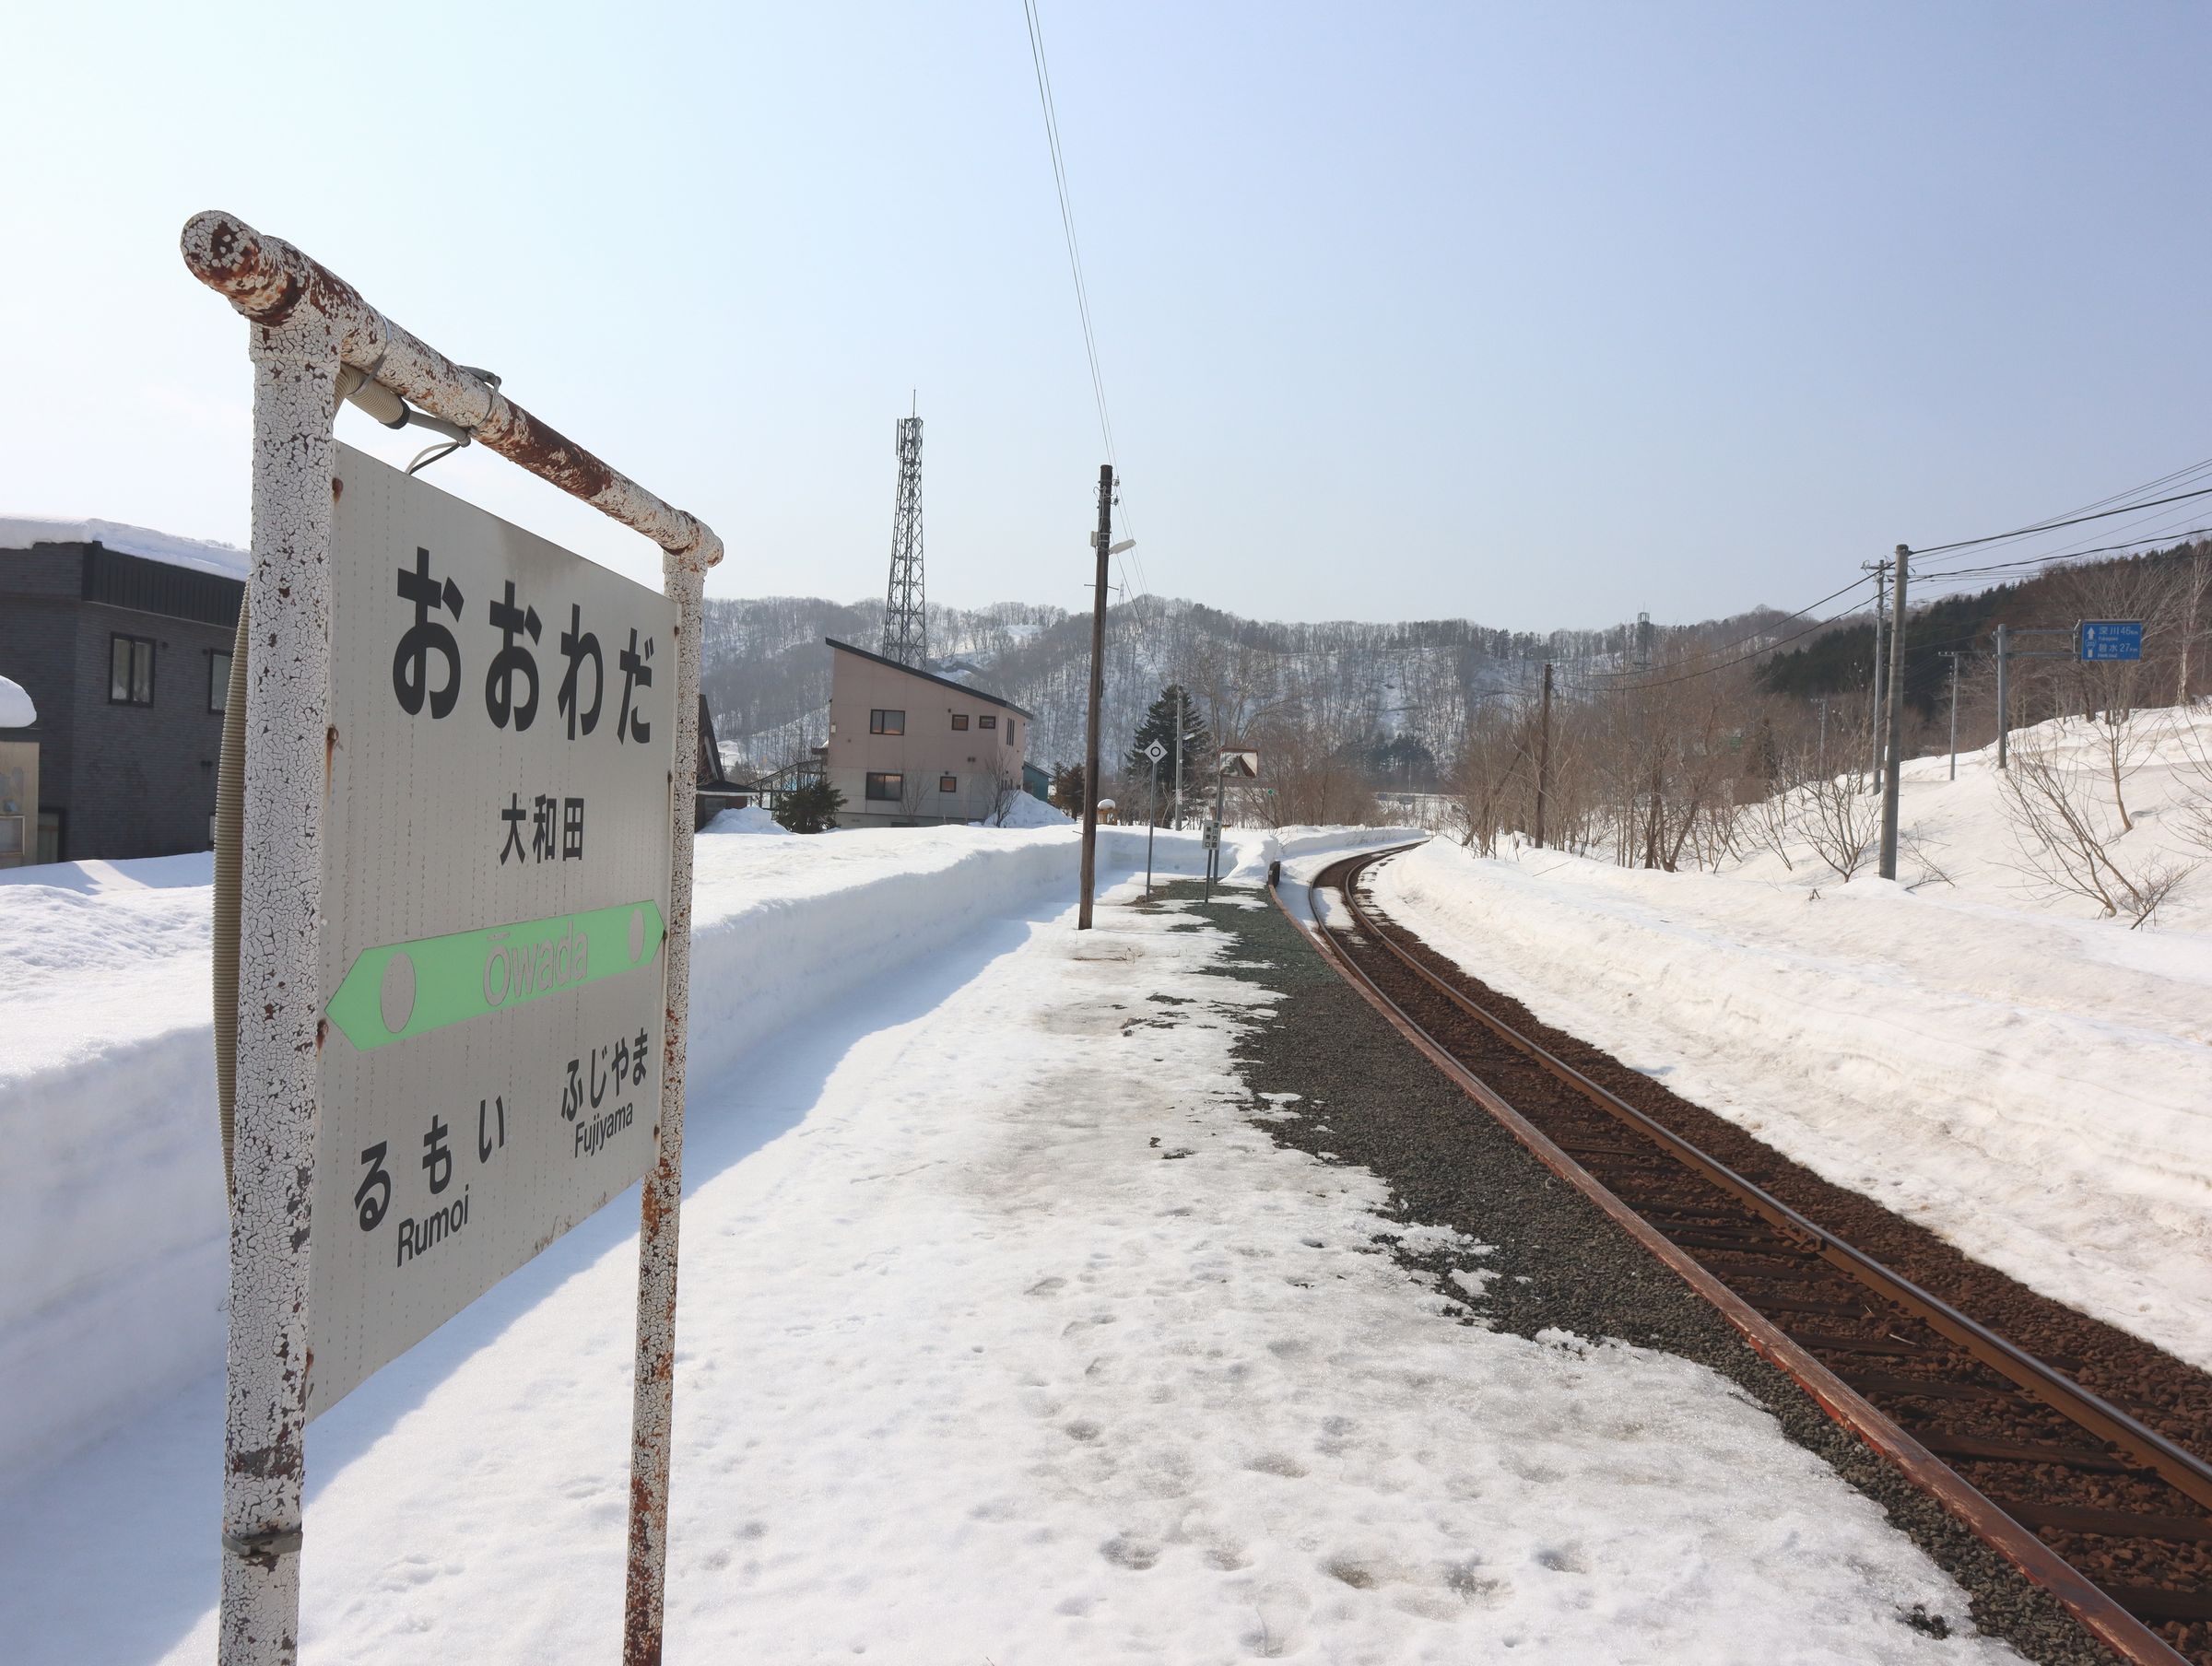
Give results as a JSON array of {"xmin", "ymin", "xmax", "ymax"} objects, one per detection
[{"xmin": 773, "ymin": 780, "xmax": 845, "ymax": 834}]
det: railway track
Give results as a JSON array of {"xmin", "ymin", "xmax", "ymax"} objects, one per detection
[{"xmin": 1286, "ymin": 845, "xmax": 2212, "ymax": 1666}]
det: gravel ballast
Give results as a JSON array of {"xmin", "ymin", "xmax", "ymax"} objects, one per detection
[{"xmin": 1153, "ymin": 875, "xmax": 2121, "ymax": 1666}]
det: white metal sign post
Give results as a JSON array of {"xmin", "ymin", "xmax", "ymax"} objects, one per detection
[
  {"xmin": 183, "ymin": 211, "xmax": 723, "ymax": 1666},
  {"xmin": 1143, "ymin": 739, "xmax": 1165, "ymax": 895}
]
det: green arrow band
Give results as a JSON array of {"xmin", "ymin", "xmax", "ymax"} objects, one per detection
[{"xmin": 326, "ymin": 899, "xmax": 665, "ymax": 1052}]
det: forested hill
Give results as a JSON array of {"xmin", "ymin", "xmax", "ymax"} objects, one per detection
[{"xmin": 700, "ymin": 592, "xmax": 1803, "ymax": 789}]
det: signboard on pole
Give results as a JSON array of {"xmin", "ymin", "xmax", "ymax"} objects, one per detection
[
  {"xmin": 312, "ymin": 443, "xmax": 677, "ymax": 1414},
  {"xmin": 2078, "ymin": 620, "xmax": 2144, "ymax": 662},
  {"xmin": 1144, "ymin": 740, "xmax": 1166, "ymax": 763}
]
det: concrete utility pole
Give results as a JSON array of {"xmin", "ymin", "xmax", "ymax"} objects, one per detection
[
  {"xmin": 1994, "ymin": 621, "xmax": 2010, "ymax": 770},
  {"xmin": 1878, "ymin": 545, "xmax": 1910, "ymax": 880},
  {"xmin": 2180, "ymin": 542, "xmax": 2208, "ymax": 707},
  {"xmin": 1077, "ymin": 463, "xmax": 1112, "ymax": 930},
  {"xmin": 1204, "ymin": 754, "xmax": 1229, "ymax": 904},
  {"xmin": 1876, "ymin": 555, "xmax": 1893, "ymax": 787},
  {"xmin": 1174, "ymin": 690, "xmax": 1186, "ymax": 829},
  {"xmin": 1534, "ymin": 661, "xmax": 1553, "ymax": 849},
  {"xmin": 1939, "ymin": 650, "xmax": 1965, "ymax": 780},
  {"xmin": 1814, "ymin": 695, "xmax": 1830, "ymax": 776}
]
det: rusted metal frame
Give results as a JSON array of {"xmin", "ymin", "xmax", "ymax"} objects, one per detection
[
  {"xmin": 1335, "ymin": 861, "xmax": 2212, "ymax": 1519},
  {"xmin": 217, "ymin": 310, "xmax": 342, "ymax": 1666},
  {"xmin": 184, "ymin": 211, "xmax": 724, "ymax": 1666},
  {"xmin": 622, "ymin": 556, "xmax": 706, "ymax": 1666},
  {"xmin": 1273, "ymin": 868, "xmax": 2187, "ymax": 1666},
  {"xmin": 180, "ymin": 211, "xmax": 721, "ymax": 571}
]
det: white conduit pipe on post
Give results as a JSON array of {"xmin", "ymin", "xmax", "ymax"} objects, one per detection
[{"xmin": 182, "ymin": 210, "xmax": 723, "ymax": 1666}]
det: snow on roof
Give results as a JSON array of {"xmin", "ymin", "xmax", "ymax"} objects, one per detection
[
  {"xmin": 0, "ymin": 675, "xmax": 34, "ymax": 729},
  {"xmin": 0, "ymin": 516, "xmax": 249, "ymax": 581}
]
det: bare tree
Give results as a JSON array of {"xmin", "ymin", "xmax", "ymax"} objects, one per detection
[
  {"xmin": 975, "ymin": 761, "xmax": 1024, "ymax": 827},
  {"xmin": 2053, "ymin": 561, "xmax": 2182, "ymax": 831},
  {"xmin": 898, "ymin": 769, "xmax": 930, "ymax": 824},
  {"xmin": 1794, "ymin": 707, "xmax": 1880, "ymax": 881},
  {"xmin": 1998, "ymin": 731, "xmax": 2193, "ymax": 926}
]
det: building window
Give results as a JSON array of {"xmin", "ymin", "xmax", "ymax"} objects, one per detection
[
  {"xmin": 0, "ymin": 815, "xmax": 21, "ymax": 858},
  {"xmin": 950, "ymin": 713, "xmax": 969, "ymax": 731},
  {"xmin": 208, "ymin": 650, "xmax": 232, "ymax": 713},
  {"xmin": 865, "ymin": 771, "xmax": 903, "ymax": 802},
  {"xmin": 1009, "ymin": 720, "xmax": 1019, "ymax": 745},
  {"xmin": 110, "ymin": 634, "xmax": 155, "ymax": 706},
  {"xmin": 870, "ymin": 709, "xmax": 905, "ymax": 735},
  {"xmin": 938, "ymin": 775, "xmax": 959, "ymax": 794},
  {"xmin": 978, "ymin": 714, "xmax": 996, "ymax": 730}
]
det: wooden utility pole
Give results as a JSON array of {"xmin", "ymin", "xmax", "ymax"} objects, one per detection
[
  {"xmin": 1077, "ymin": 463, "xmax": 1112, "ymax": 929},
  {"xmin": 1878, "ymin": 544, "xmax": 1910, "ymax": 879},
  {"xmin": 1534, "ymin": 661, "xmax": 1553, "ymax": 848}
]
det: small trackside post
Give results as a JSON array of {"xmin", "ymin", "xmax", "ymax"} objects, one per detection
[{"xmin": 218, "ymin": 308, "xmax": 341, "ymax": 1666}]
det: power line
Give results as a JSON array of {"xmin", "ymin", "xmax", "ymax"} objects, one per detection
[
  {"xmin": 1586, "ymin": 569, "xmax": 1880, "ymax": 679},
  {"xmin": 1021, "ymin": 0, "xmax": 1117, "ymax": 468},
  {"xmin": 1917, "ymin": 523, "xmax": 2212, "ymax": 586},
  {"xmin": 1910, "ymin": 481, "xmax": 2212, "ymax": 557}
]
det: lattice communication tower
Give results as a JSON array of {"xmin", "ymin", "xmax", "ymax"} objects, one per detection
[{"xmin": 882, "ymin": 415, "xmax": 926, "ymax": 666}]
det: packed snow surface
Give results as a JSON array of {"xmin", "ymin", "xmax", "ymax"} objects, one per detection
[
  {"xmin": 0, "ymin": 515, "xmax": 249, "ymax": 580},
  {"xmin": 1373, "ymin": 711, "xmax": 2212, "ymax": 1371},
  {"xmin": 987, "ymin": 789, "xmax": 1073, "ymax": 828},
  {"xmin": 699, "ymin": 805, "xmax": 792, "ymax": 836},
  {"xmin": 0, "ymin": 827, "xmax": 2010, "ymax": 1660},
  {"xmin": 0, "ymin": 674, "xmax": 34, "ymax": 728}
]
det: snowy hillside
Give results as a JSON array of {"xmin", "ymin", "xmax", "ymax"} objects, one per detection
[
  {"xmin": 1371, "ymin": 708, "xmax": 2212, "ymax": 1371},
  {"xmin": 696, "ymin": 592, "xmax": 1793, "ymax": 782}
]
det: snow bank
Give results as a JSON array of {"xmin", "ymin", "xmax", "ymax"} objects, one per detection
[
  {"xmin": 9, "ymin": 861, "xmax": 2010, "ymax": 1662},
  {"xmin": 0, "ymin": 821, "xmax": 1399, "ymax": 1482},
  {"xmin": 0, "ymin": 854, "xmax": 223, "ymax": 1487},
  {"xmin": 0, "ymin": 675, "xmax": 34, "ymax": 728},
  {"xmin": 1371, "ymin": 715, "xmax": 2212, "ymax": 1369},
  {"xmin": 700, "ymin": 805, "xmax": 791, "ymax": 837},
  {"xmin": 986, "ymin": 791, "xmax": 1070, "ymax": 829},
  {"xmin": 0, "ymin": 515, "xmax": 249, "ymax": 580},
  {"xmin": 1220, "ymin": 822, "xmax": 1427, "ymax": 883}
]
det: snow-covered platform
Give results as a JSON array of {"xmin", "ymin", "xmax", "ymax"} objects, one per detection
[{"xmin": 0, "ymin": 826, "xmax": 2023, "ymax": 1661}]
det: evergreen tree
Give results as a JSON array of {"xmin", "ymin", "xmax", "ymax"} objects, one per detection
[
  {"xmin": 1124, "ymin": 685, "xmax": 1208, "ymax": 823},
  {"xmin": 773, "ymin": 779, "xmax": 845, "ymax": 834},
  {"xmin": 1049, "ymin": 760, "xmax": 1088, "ymax": 815}
]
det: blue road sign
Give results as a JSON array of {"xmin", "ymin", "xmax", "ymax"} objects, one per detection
[{"xmin": 2078, "ymin": 620, "xmax": 2144, "ymax": 662}]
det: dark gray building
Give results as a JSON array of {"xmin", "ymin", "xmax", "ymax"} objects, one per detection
[{"xmin": 1, "ymin": 536, "xmax": 243, "ymax": 862}]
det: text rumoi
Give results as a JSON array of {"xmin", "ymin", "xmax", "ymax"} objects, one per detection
[
  {"xmin": 325, "ymin": 899, "xmax": 667, "ymax": 1052},
  {"xmin": 395, "ymin": 1186, "xmax": 470, "ymax": 1269}
]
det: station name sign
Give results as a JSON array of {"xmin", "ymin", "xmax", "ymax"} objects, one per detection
[{"xmin": 312, "ymin": 444, "xmax": 677, "ymax": 1414}]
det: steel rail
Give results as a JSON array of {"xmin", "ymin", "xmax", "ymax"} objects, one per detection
[
  {"xmin": 1330, "ymin": 851, "xmax": 2212, "ymax": 1517},
  {"xmin": 1276, "ymin": 851, "xmax": 2193, "ymax": 1666}
]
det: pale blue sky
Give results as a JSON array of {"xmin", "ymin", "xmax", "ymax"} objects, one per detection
[{"xmin": 6, "ymin": 3, "xmax": 2208, "ymax": 629}]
